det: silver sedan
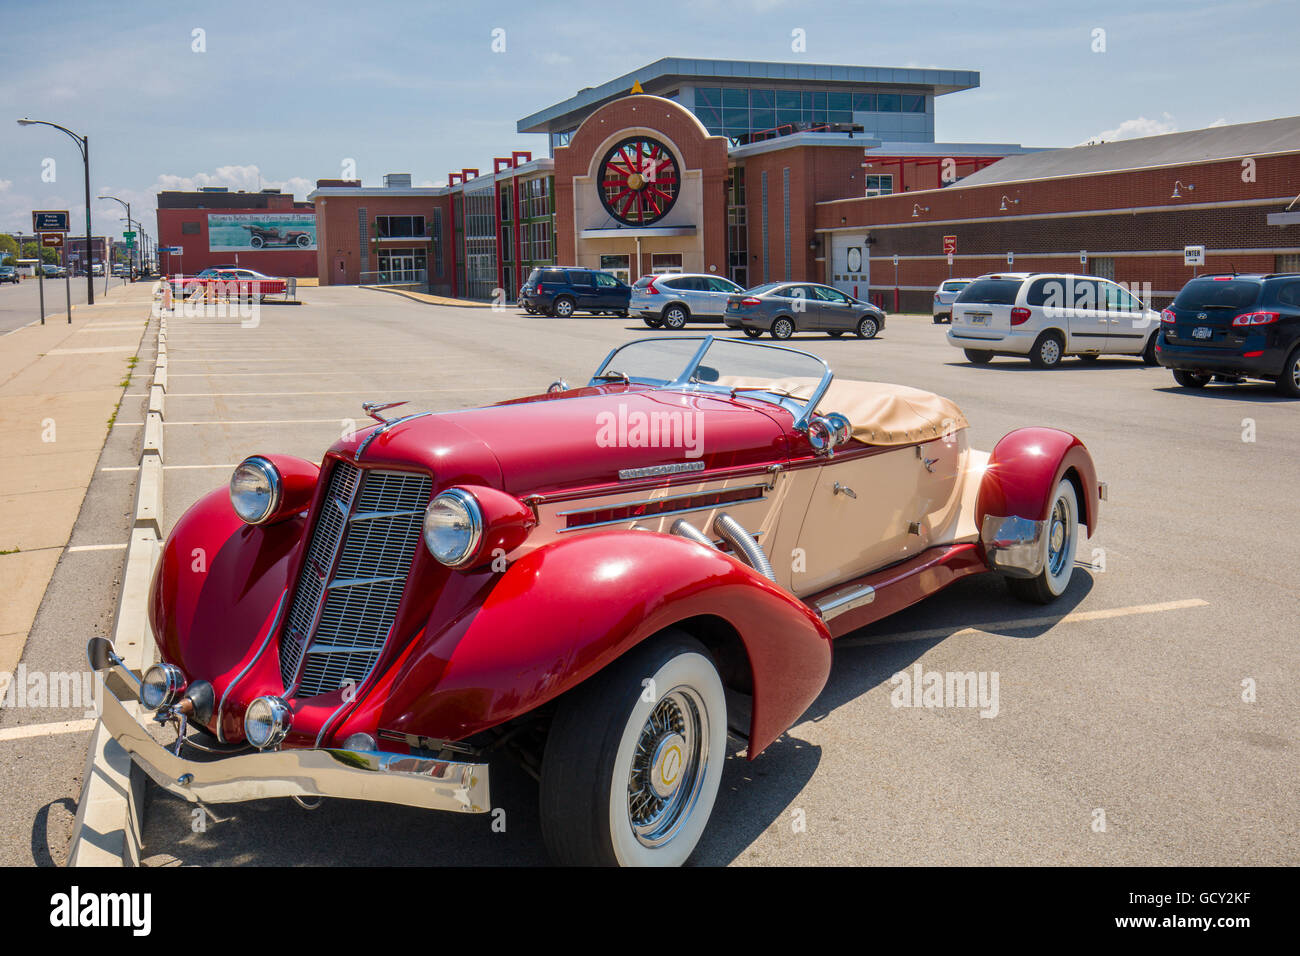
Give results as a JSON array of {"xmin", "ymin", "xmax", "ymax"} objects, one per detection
[{"xmin": 723, "ymin": 282, "xmax": 886, "ymax": 339}]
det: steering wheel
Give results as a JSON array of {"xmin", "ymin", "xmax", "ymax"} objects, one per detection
[{"xmin": 593, "ymin": 370, "xmax": 630, "ymax": 385}]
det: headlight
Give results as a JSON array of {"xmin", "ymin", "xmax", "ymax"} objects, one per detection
[
  {"xmin": 230, "ymin": 456, "xmax": 282, "ymax": 525},
  {"xmin": 423, "ymin": 488, "xmax": 483, "ymax": 567},
  {"xmin": 244, "ymin": 695, "xmax": 291, "ymax": 749},
  {"xmin": 140, "ymin": 663, "xmax": 186, "ymax": 712}
]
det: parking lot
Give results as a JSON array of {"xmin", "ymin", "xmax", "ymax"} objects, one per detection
[{"xmin": 53, "ymin": 284, "xmax": 1275, "ymax": 866}]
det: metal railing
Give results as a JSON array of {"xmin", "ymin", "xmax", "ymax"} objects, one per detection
[{"xmin": 360, "ymin": 269, "xmax": 427, "ymax": 286}]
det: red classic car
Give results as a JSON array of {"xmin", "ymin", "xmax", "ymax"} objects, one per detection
[{"xmin": 89, "ymin": 335, "xmax": 1102, "ymax": 866}]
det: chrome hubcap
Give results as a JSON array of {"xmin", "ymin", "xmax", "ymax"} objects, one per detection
[
  {"xmin": 1047, "ymin": 496, "xmax": 1071, "ymax": 576},
  {"xmin": 1291, "ymin": 359, "xmax": 1300, "ymax": 388},
  {"xmin": 628, "ymin": 687, "xmax": 708, "ymax": 848},
  {"xmin": 1042, "ymin": 340, "xmax": 1060, "ymax": 364}
]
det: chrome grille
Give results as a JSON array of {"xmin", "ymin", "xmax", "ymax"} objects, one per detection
[{"xmin": 279, "ymin": 462, "xmax": 431, "ymax": 699}]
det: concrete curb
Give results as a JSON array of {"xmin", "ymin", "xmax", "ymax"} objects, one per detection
[{"xmin": 67, "ymin": 304, "xmax": 165, "ymax": 867}]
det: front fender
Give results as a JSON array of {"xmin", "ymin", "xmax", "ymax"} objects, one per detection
[
  {"xmin": 340, "ymin": 530, "xmax": 833, "ymax": 758},
  {"xmin": 976, "ymin": 426, "xmax": 1100, "ymax": 540}
]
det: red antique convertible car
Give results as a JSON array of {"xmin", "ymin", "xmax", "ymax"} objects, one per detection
[{"xmin": 89, "ymin": 336, "xmax": 1102, "ymax": 866}]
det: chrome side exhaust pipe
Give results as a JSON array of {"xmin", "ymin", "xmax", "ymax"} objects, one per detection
[
  {"xmin": 671, "ymin": 518, "xmax": 717, "ymax": 550},
  {"xmin": 713, "ymin": 512, "xmax": 776, "ymax": 582}
]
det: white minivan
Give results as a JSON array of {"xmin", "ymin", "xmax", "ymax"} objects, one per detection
[{"xmin": 946, "ymin": 273, "xmax": 1161, "ymax": 368}]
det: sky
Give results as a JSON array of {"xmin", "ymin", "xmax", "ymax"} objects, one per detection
[{"xmin": 1, "ymin": 0, "xmax": 1297, "ymax": 238}]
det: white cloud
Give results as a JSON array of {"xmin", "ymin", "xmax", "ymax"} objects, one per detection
[
  {"xmin": 0, "ymin": 179, "xmax": 11, "ymax": 193},
  {"xmin": 150, "ymin": 165, "xmax": 315, "ymax": 201},
  {"xmin": 1077, "ymin": 113, "xmax": 1178, "ymax": 146},
  {"xmin": 1076, "ymin": 114, "xmax": 1233, "ymax": 147}
]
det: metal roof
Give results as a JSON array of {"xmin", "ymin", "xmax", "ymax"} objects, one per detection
[
  {"xmin": 516, "ymin": 57, "xmax": 978, "ymax": 134},
  {"xmin": 958, "ymin": 115, "xmax": 1300, "ymax": 187}
]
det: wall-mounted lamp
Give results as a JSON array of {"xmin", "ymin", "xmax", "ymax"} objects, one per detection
[
  {"xmin": 911, "ymin": 203, "xmax": 929, "ymax": 218},
  {"xmin": 808, "ymin": 239, "xmax": 820, "ymax": 251},
  {"xmin": 840, "ymin": 216, "xmax": 847, "ymax": 224},
  {"xmin": 999, "ymin": 196, "xmax": 1020, "ymax": 211},
  {"xmin": 1172, "ymin": 180, "xmax": 1194, "ymax": 199}
]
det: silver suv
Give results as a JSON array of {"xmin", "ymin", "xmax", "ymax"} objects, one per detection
[
  {"xmin": 946, "ymin": 272, "xmax": 1161, "ymax": 368},
  {"xmin": 932, "ymin": 278, "xmax": 974, "ymax": 324},
  {"xmin": 631, "ymin": 273, "xmax": 745, "ymax": 330}
]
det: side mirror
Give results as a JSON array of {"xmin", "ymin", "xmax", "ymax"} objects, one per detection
[{"xmin": 547, "ymin": 379, "xmax": 569, "ymax": 394}]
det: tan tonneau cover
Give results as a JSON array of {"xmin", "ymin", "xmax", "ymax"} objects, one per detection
[{"xmin": 717, "ymin": 376, "xmax": 969, "ymax": 446}]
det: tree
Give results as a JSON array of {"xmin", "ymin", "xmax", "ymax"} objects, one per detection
[
  {"xmin": 22, "ymin": 242, "xmax": 59, "ymax": 264},
  {"xmin": 0, "ymin": 234, "xmax": 18, "ymax": 263}
]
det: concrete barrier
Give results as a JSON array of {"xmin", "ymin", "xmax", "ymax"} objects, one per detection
[{"xmin": 68, "ymin": 309, "xmax": 165, "ymax": 868}]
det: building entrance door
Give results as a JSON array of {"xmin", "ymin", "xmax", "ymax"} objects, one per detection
[{"xmin": 334, "ymin": 258, "xmax": 347, "ymax": 284}]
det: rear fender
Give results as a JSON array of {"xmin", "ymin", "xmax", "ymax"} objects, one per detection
[
  {"xmin": 976, "ymin": 426, "xmax": 1100, "ymax": 541},
  {"xmin": 343, "ymin": 530, "xmax": 833, "ymax": 757}
]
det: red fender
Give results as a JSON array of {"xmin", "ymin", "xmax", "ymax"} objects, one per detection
[
  {"xmin": 976, "ymin": 427, "xmax": 1100, "ymax": 538},
  {"xmin": 337, "ymin": 530, "xmax": 833, "ymax": 758}
]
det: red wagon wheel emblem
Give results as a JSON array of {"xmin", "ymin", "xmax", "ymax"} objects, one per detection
[{"xmin": 598, "ymin": 136, "xmax": 681, "ymax": 226}]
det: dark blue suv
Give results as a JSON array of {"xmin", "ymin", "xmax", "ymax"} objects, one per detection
[
  {"xmin": 1157, "ymin": 273, "xmax": 1300, "ymax": 397},
  {"xmin": 520, "ymin": 267, "xmax": 630, "ymax": 318}
]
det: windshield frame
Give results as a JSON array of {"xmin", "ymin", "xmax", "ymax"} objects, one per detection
[{"xmin": 590, "ymin": 335, "xmax": 833, "ymax": 431}]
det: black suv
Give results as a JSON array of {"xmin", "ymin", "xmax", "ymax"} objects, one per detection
[
  {"xmin": 1157, "ymin": 273, "xmax": 1300, "ymax": 396},
  {"xmin": 520, "ymin": 267, "xmax": 630, "ymax": 317}
]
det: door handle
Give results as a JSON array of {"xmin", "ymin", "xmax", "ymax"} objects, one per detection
[{"xmin": 833, "ymin": 482, "xmax": 857, "ymax": 499}]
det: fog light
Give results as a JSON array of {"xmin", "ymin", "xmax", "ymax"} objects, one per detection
[
  {"xmin": 244, "ymin": 696, "xmax": 291, "ymax": 750},
  {"xmin": 140, "ymin": 663, "xmax": 186, "ymax": 712},
  {"xmin": 341, "ymin": 733, "xmax": 376, "ymax": 752}
]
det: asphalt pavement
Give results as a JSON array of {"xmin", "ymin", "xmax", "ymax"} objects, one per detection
[
  {"xmin": 3, "ymin": 286, "xmax": 1295, "ymax": 866},
  {"xmin": 0, "ymin": 274, "xmax": 131, "ymax": 334}
]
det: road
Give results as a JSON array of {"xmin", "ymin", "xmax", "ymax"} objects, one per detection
[
  {"xmin": 3, "ymin": 285, "xmax": 1296, "ymax": 866},
  {"xmin": 0, "ymin": 274, "xmax": 131, "ymax": 333}
]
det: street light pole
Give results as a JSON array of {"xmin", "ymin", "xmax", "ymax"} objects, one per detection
[
  {"xmin": 17, "ymin": 118, "xmax": 93, "ymax": 304},
  {"xmin": 99, "ymin": 195, "xmax": 134, "ymax": 281}
]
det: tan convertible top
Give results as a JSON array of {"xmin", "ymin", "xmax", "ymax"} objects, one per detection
[{"xmin": 716, "ymin": 376, "xmax": 969, "ymax": 446}]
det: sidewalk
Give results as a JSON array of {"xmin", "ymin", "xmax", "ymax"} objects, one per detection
[
  {"xmin": 362, "ymin": 285, "xmax": 493, "ymax": 308},
  {"xmin": 0, "ymin": 282, "xmax": 154, "ymax": 678}
]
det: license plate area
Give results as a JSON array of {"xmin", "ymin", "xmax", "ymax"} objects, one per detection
[
  {"xmin": 1192, "ymin": 327, "xmax": 1213, "ymax": 340},
  {"xmin": 967, "ymin": 312, "xmax": 991, "ymax": 326}
]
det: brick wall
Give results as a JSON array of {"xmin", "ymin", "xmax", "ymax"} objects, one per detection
[{"xmin": 816, "ymin": 151, "xmax": 1300, "ymax": 310}]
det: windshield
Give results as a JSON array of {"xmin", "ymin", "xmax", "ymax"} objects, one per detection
[{"xmin": 591, "ymin": 336, "xmax": 832, "ymax": 427}]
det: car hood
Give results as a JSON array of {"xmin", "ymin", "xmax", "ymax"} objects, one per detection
[{"xmin": 333, "ymin": 387, "xmax": 790, "ymax": 496}]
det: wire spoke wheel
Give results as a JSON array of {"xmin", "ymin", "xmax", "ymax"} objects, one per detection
[
  {"xmin": 599, "ymin": 136, "xmax": 681, "ymax": 226},
  {"xmin": 626, "ymin": 687, "xmax": 708, "ymax": 848}
]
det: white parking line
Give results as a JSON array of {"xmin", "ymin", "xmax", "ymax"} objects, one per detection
[
  {"xmin": 46, "ymin": 346, "xmax": 139, "ymax": 355},
  {"xmin": 0, "ymin": 718, "xmax": 98, "ymax": 742},
  {"xmin": 67, "ymin": 543, "xmax": 129, "ymax": 552},
  {"xmin": 836, "ymin": 598, "xmax": 1211, "ymax": 647},
  {"xmin": 163, "ymin": 387, "xmax": 519, "ymax": 396}
]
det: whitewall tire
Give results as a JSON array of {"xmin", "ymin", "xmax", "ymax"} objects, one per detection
[
  {"xmin": 540, "ymin": 631, "xmax": 727, "ymax": 866},
  {"xmin": 1007, "ymin": 477, "xmax": 1079, "ymax": 604}
]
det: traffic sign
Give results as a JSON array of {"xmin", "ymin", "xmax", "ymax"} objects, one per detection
[
  {"xmin": 892, "ymin": 254, "xmax": 899, "ymax": 267},
  {"xmin": 123, "ymin": 230, "xmax": 136, "ymax": 239},
  {"xmin": 1080, "ymin": 250, "xmax": 1088, "ymax": 266},
  {"xmin": 942, "ymin": 235, "xmax": 957, "ymax": 255},
  {"xmin": 1184, "ymin": 245, "xmax": 1206, "ymax": 266},
  {"xmin": 40, "ymin": 233, "xmax": 64, "ymax": 248},
  {"xmin": 1007, "ymin": 251, "xmax": 1015, "ymax": 266},
  {"xmin": 32, "ymin": 210, "xmax": 70, "ymax": 232}
]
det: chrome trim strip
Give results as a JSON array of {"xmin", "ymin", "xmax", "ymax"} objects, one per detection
[
  {"xmin": 92, "ymin": 649, "xmax": 489, "ymax": 814},
  {"xmin": 349, "ymin": 508, "xmax": 423, "ymax": 522},
  {"xmin": 354, "ymin": 411, "xmax": 433, "ymax": 460},
  {"xmin": 557, "ymin": 499, "xmax": 759, "ymax": 533},
  {"xmin": 813, "ymin": 583, "xmax": 876, "ymax": 622},
  {"xmin": 618, "ymin": 461, "xmax": 706, "ymax": 480},
  {"xmin": 216, "ymin": 590, "xmax": 287, "ymax": 743},
  {"xmin": 325, "ymin": 573, "xmax": 405, "ymax": 590},
  {"xmin": 554, "ymin": 482, "xmax": 770, "ymax": 518}
]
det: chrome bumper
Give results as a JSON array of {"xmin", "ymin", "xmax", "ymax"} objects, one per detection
[
  {"xmin": 980, "ymin": 514, "xmax": 1047, "ymax": 578},
  {"xmin": 92, "ymin": 647, "xmax": 490, "ymax": 814}
]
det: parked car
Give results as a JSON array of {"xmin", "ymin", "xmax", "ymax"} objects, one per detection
[
  {"xmin": 170, "ymin": 267, "xmax": 285, "ymax": 301},
  {"xmin": 946, "ymin": 273, "xmax": 1161, "ymax": 368},
  {"xmin": 91, "ymin": 262, "xmax": 104, "ymax": 276},
  {"xmin": 631, "ymin": 273, "xmax": 745, "ymax": 329},
  {"xmin": 0, "ymin": 265, "xmax": 19, "ymax": 284},
  {"xmin": 1156, "ymin": 272, "xmax": 1300, "ymax": 397},
  {"xmin": 724, "ymin": 282, "xmax": 886, "ymax": 339},
  {"xmin": 520, "ymin": 266, "xmax": 630, "ymax": 317},
  {"xmin": 932, "ymin": 278, "xmax": 975, "ymax": 324},
  {"xmin": 41, "ymin": 263, "xmax": 66, "ymax": 278},
  {"xmin": 86, "ymin": 334, "xmax": 1101, "ymax": 866}
]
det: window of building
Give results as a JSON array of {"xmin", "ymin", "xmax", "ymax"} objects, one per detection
[
  {"xmin": 650, "ymin": 253, "xmax": 682, "ymax": 274},
  {"xmin": 852, "ymin": 93, "xmax": 876, "ymax": 112},
  {"xmin": 181, "ymin": 221, "xmax": 200, "ymax": 235},
  {"xmin": 430, "ymin": 208, "xmax": 443, "ymax": 278},
  {"xmin": 865, "ymin": 174, "xmax": 893, "ymax": 197},
  {"xmin": 600, "ymin": 254, "xmax": 631, "ymax": 283},
  {"xmin": 375, "ymin": 215, "xmax": 426, "ymax": 238},
  {"xmin": 901, "ymin": 94, "xmax": 926, "ymax": 113},
  {"xmin": 1090, "ymin": 257, "xmax": 1116, "ymax": 280},
  {"xmin": 1275, "ymin": 254, "xmax": 1300, "ymax": 273},
  {"xmin": 876, "ymin": 93, "xmax": 901, "ymax": 112},
  {"xmin": 462, "ymin": 189, "xmax": 497, "ymax": 300}
]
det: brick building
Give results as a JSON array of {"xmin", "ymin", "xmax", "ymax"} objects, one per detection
[
  {"xmin": 156, "ymin": 187, "xmax": 317, "ymax": 277},
  {"xmin": 814, "ymin": 115, "xmax": 1300, "ymax": 311}
]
